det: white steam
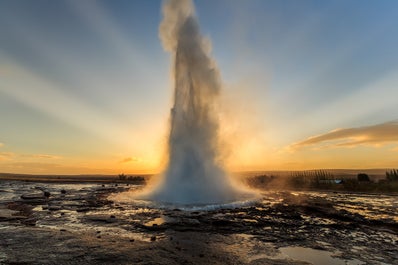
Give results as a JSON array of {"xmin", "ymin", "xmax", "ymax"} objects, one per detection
[{"xmin": 115, "ymin": 0, "xmax": 257, "ymax": 205}]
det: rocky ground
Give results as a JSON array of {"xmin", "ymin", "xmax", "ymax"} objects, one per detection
[{"xmin": 0, "ymin": 181, "xmax": 397, "ymax": 264}]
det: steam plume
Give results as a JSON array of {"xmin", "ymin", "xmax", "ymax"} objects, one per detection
[{"xmin": 138, "ymin": 0, "xmax": 253, "ymax": 204}]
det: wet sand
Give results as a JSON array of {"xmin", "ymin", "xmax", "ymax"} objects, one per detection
[{"xmin": 0, "ymin": 178, "xmax": 397, "ymax": 264}]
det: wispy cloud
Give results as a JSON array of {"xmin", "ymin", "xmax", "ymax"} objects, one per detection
[
  {"xmin": 0, "ymin": 152, "xmax": 62, "ymax": 161},
  {"xmin": 0, "ymin": 162, "xmax": 114, "ymax": 175},
  {"xmin": 289, "ymin": 120, "xmax": 398, "ymax": 150},
  {"xmin": 119, "ymin": 157, "xmax": 140, "ymax": 163},
  {"xmin": 0, "ymin": 152, "xmax": 14, "ymax": 161},
  {"xmin": 22, "ymin": 154, "xmax": 62, "ymax": 159}
]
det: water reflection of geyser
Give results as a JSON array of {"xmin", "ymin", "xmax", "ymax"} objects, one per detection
[{"xmin": 116, "ymin": 0, "xmax": 258, "ymax": 206}]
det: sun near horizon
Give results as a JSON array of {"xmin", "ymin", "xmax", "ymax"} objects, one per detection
[{"xmin": 1, "ymin": 1, "xmax": 398, "ymax": 175}]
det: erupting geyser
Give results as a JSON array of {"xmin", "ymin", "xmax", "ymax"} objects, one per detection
[{"xmin": 118, "ymin": 0, "xmax": 257, "ymax": 206}]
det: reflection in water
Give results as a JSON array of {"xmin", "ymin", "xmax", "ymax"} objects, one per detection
[{"xmin": 280, "ymin": 247, "xmax": 364, "ymax": 265}]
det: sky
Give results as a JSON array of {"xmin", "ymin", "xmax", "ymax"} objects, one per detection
[{"xmin": 1, "ymin": 0, "xmax": 398, "ymax": 174}]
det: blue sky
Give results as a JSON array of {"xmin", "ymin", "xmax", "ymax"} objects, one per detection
[{"xmin": 1, "ymin": 0, "xmax": 398, "ymax": 173}]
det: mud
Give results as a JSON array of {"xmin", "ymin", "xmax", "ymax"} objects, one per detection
[{"xmin": 0, "ymin": 181, "xmax": 396, "ymax": 264}]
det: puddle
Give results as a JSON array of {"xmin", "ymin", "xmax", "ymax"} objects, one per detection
[
  {"xmin": 279, "ymin": 247, "xmax": 364, "ymax": 265},
  {"xmin": 145, "ymin": 216, "xmax": 171, "ymax": 226}
]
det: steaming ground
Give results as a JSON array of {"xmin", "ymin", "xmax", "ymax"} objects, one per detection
[
  {"xmin": 134, "ymin": 0, "xmax": 256, "ymax": 204},
  {"xmin": 111, "ymin": 186, "xmax": 259, "ymax": 211}
]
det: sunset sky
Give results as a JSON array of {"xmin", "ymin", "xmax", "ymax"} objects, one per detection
[{"xmin": 1, "ymin": 0, "xmax": 398, "ymax": 174}]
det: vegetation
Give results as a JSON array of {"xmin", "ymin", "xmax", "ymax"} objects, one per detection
[
  {"xmin": 386, "ymin": 169, "xmax": 398, "ymax": 182},
  {"xmin": 118, "ymin": 173, "xmax": 145, "ymax": 183},
  {"xmin": 247, "ymin": 169, "xmax": 398, "ymax": 193},
  {"xmin": 118, "ymin": 173, "xmax": 127, "ymax": 180},
  {"xmin": 357, "ymin": 173, "xmax": 370, "ymax": 182},
  {"xmin": 290, "ymin": 170, "xmax": 335, "ymax": 187}
]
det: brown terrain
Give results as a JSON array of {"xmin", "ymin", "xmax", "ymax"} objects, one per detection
[{"xmin": 0, "ymin": 175, "xmax": 397, "ymax": 264}]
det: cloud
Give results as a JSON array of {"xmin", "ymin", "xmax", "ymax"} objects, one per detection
[
  {"xmin": 289, "ymin": 120, "xmax": 398, "ymax": 150},
  {"xmin": 1, "ymin": 152, "xmax": 62, "ymax": 161},
  {"xmin": 0, "ymin": 152, "xmax": 14, "ymax": 161},
  {"xmin": 28, "ymin": 154, "xmax": 62, "ymax": 159},
  {"xmin": 0, "ymin": 142, "xmax": 3, "ymax": 147},
  {"xmin": 119, "ymin": 157, "xmax": 140, "ymax": 163}
]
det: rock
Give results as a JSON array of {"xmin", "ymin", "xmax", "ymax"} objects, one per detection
[
  {"xmin": 182, "ymin": 218, "xmax": 200, "ymax": 225},
  {"xmin": 0, "ymin": 208, "xmax": 27, "ymax": 221},
  {"xmin": 44, "ymin": 191, "xmax": 51, "ymax": 198},
  {"xmin": 48, "ymin": 206, "xmax": 62, "ymax": 211},
  {"xmin": 76, "ymin": 207, "xmax": 90, "ymax": 212},
  {"xmin": 150, "ymin": 236, "xmax": 156, "ymax": 242},
  {"xmin": 85, "ymin": 214, "xmax": 117, "ymax": 223},
  {"xmin": 212, "ymin": 219, "xmax": 234, "ymax": 226},
  {"xmin": 61, "ymin": 189, "xmax": 66, "ymax": 194},
  {"xmin": 22, "ymin": 218, "xmax": 37, "ymax": 226},
  {"xmin": 6, "ymin": 202, "xmax": 32, "ymax": 216},
  {"xmin": 21, "ymin": 193, "xmax": 45, "ymax": 200}
]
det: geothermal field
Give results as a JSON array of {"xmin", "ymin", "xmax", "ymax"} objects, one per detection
[
  {"xmin": 1, "ymin": 0, "xmax": 398, "ymax": 264},
  {"xmin": 0, "ymin": 178, "xmax": 397, "ymax": 264}
]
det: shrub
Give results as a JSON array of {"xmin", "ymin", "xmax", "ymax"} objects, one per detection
[
  {"xmin": 357, "ymin": 173, "xmax": 370, "ymax": 182},
  {"xmin": 386, "ymin": 169, "xmax": 398, "ymax": 182}
]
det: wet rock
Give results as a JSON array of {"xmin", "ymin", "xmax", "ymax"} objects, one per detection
[
  {"xmin": 181, "ymin": 218, "xmax": 200, "ymax": 225},
  {"xmin": 212, "ymin": 219, "xmax": 235, "ymax": 226},
  {"xmin": 85, "ymin": 214, "xmax": 118, "ymax": 223},
  {"xmin": 0, "ymin": 208, "xmax": 27, "ymax": 221},
  {"xmin": 48, "ymin": 205, "xmax": 62, "ymax": 211},
  {"xmin": 21, "ymin": 193, "xmax": 45, "ymax": 200},
  {"xmin": 76, "ymin": 207, "xmax": 91, "ymax": 212},
  {"xmin": 7, "ymin": 202, "xmax": 33, "ymax": 216},
  {"xmin": 22, "ymin": 219, "xmax": 36, "ymax": 226}
]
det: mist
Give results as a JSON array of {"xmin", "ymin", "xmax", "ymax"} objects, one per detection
[{"xmin": 134, "ymin": 0, "xmax": 256, "ymax": 205}]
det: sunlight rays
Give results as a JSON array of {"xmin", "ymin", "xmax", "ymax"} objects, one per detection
[
  {"xmin": 1, "ymin": 1, "xmax": 397, "ymax": 173},
  {"xmin": 0, "ymin": 54, "xmax": 143, "ymax": 149}
]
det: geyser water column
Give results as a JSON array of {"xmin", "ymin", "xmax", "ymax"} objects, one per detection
[{"xmin": 139, "ymin": 0, "xmax": 256, "ymax": 205}]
